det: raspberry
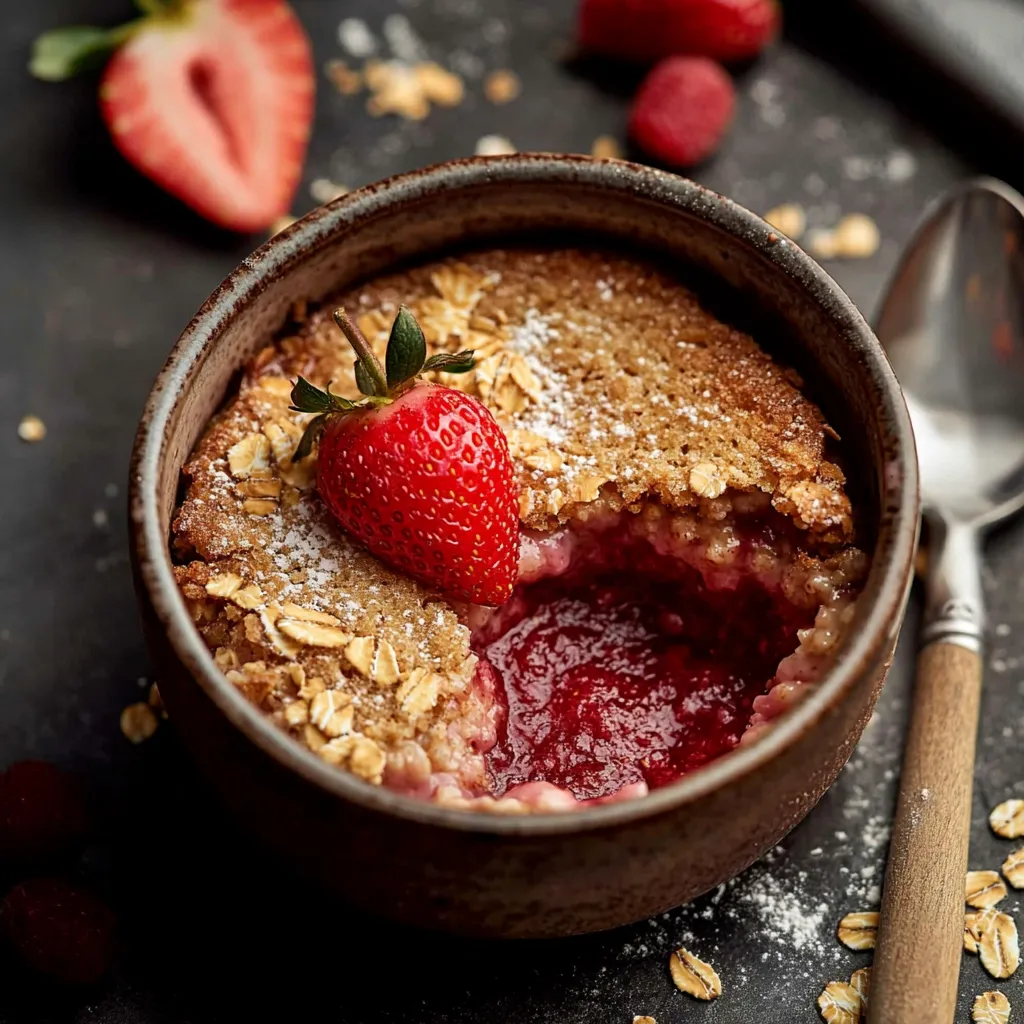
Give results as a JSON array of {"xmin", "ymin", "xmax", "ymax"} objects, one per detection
[
  {"xmin": 578, "ymin": 0, "xmax": 780, "ymax": 64},
  {"xmin": 629, "ymin": 56, "xmax": 736, "ymax": 168},
  {"xmin": 2, "ymin": 878, "xmax": 115, "ymax": 985},
  {"xmin": 0, "ymin": 761, "xmax": 88, "ymax": 866}
]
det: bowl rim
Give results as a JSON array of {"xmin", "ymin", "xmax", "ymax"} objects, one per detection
[{"xmin": 130, "ymin": 154, "xmax": 919, "ymax": 837}]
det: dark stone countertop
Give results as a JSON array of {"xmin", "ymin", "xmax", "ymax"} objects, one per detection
[{"xmin": 2, "ymin": 1, "xmax": 1022, "ymax": 1020}]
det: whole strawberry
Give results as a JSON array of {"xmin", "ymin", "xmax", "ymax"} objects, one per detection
[
  {"xmin": 629, "ymin": 56, "xmax": 736, "ymax": 167},
  {"xmin": 30, "ymin": 0, "xmax": 314, "ymax": 232},
  {"xmin": 2, "ymin": 878, "xmax": 115, "ymax": 986},
  {"xmin": 578, "ymin": 0, "xmax": 780, "ymax": 64},
  {"xmin": 291, "ymin": 307, "xmax": 519, "ymax": 606},
  {"xmin": 0, "ymin": 761, "xmax": 88, "ymax": 867}
]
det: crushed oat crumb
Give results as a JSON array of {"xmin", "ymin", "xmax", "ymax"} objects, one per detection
[
  {"xmin": 17, "ymin": 415, "xmax": 46, "ymax": 443},
  {"xmin": 484, "ymin": 69, "xmax": 520, "ymax": 104},
  {"xmin": 120, "ymin": 702, "xmax": 159, "ymax": 744},
  {"xmin": 763, "ymin": 203, "xmax": 807, "ymax": 240},
  {"xmin": 476, "ymin": 134, "xmax": 516, "ymax": 156},
  {"xmin": 809, "ymin": 214, "xmax": 880, "ymax": 260},
  {"xmin": 591, "ymin": 135, "xmax": 624, "ymax": 160}
]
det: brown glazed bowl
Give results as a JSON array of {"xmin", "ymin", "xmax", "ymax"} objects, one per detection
[{"xmin": 130, "ymin": 155, "xmax": 918, "ymax": 939}]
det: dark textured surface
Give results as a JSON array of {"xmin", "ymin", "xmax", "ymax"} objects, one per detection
[{"xmin": 1, "ymin": 0, "xmax": 1021, "ymax": 1020}]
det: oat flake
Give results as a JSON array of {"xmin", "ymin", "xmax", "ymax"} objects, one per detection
[
  {"xmin": 967, "ymin": 870, "xmax": 1008, "ymax": 910},
  {"xmin": 817, "ymin": 981, "xmax": 861, "ymax": 1024},
  {"xmin": 837, "ymin": 910, "xmax": 878, "ymax": 950},
  {"xmin": 973, "ymin": 991, "xmax": 1011, "ymax": 1024},
  {"xmin": 669, "ymin": 947, "xmax": 721, "ymax": 1000},
  {"xmin": 979, "ymin": 911, "xmax": 1020, "ymax": 979},
  {"xmin": 991, "ymin": 799, "xmax": 1024, "ymax": 838},
  {"xmin": 1003, "ymin": 847, "xmax": 1024, "ymax": 889}
]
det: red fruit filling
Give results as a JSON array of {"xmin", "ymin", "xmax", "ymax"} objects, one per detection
[{"xmin": 469, "ymin": 514, "xmax": 820, "ymax": 803}]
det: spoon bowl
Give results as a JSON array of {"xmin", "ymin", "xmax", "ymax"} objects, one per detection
[{"xmin": 877, "ymin": 178, "xmax": 1024, "ymax": 527}]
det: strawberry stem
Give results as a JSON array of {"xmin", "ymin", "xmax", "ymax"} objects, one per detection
[{"xmin": 333, "ymin": 308, "xmax": 389, "ymax": 398}]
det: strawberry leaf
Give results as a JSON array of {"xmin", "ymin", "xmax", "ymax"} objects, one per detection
[
  {"xmin": 289, "ymin": 376, "xmax": 355, "ymax": 414},
  {"xmin": 354, "ymin": 360, "xmax": 378, "ymax": 397},
  {"xmin": 423, "ymin": 350, "xmax": 476, "ymax": 374},
  {"xmin": 293, "ymin": 413, "xmax": 329, "ymax": 462},
  {"xmin": 29, "ymin": 26, "xmax": 123, "ymax": 81},
  {"xmin": 385, "ymin": 306, "xmax": 427, "ymax": 388}
]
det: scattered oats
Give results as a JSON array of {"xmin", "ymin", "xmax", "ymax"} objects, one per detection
[
  {"xmin": 243, "ymin": 497, "xmax": 278, "ymax": 516},
  {"xmin": 227, "ymin": 434, "xmax": 271, "ymax": 479},
  {"xmin": 396, "ymin": 669, "xmax": 441, "ymax": 718},
  {"xmin": 817, "ymin": 981, "xmax": 861, "ymax": 1024},
  {"xmin": 1003, "ymin": 847, "xmax": 1024, "ymax": 889},
  {"xmin": 17, "ymin": 415, "xmax": 46, "ymax": 442},
  {"xmin": 484, "ymin": 68, "xmax": 520, "ymax": 104},
  {"xmin": 284, "ymin": 700, "xmax": 309, "ymax": 727},
  {"xmin": 269, "ymin": 214, "xmax": 296, "ymax": 236},
  {"xmin": 148, "ymin": 682, "xmax": 164, "ymax": 712},
  {"xmin": 967, "ymin": 870, "xmax": 1008, "ymax": 910},
  {"xmin": 338, "ymin": 17, "xmax": 377, "ymax": 58},
  {"xmin": 808, "ymin": 214, "xmax": 880, "ymax": 261},
  {"xmin": 591, "ymin": 134, "xmax": 623, "ymax": 160},
  {"xmin": 979, "ymin": 911, "xmax": 1020, "ymax": 978},
  {"xmin": 849, "ymin": 967, "xmax": 870, "ymax": 1009},
  {"xmin": 837, "ymin": 910, "xmax": 878, "ymax": 951},
  {"xmin": 309, "ymin": 691, "xmax": 354, "ymax": 738},
  {"xmin": 973, "ymin": 991, "xmax": 1011, "ymax": 1024},
  {"xmin": 689, "ymin": 462, "xmax": 725, "ymax": 499},
  {"xmin": 120, "ymin": 702, "xmax": 159, "ymax": 744},
  {"xmin": 309, "ymin": 178, "xmax": 349, "ymax": 204},
  {"xmin": 92, "ymin": 508, "xmax": 109, "ymax": 528},
  {"xmin": 371, "ymin": 638, "xmax": 401, "ymax": 686},
  {"xmin": 764, "ymin": 203, "xmax": 807, "ymax": 240},
  {"xmin": 416, "ymin": 62, "xmax": 465, "ymax": 106},
  {"xmin": 345, "ymin": 635, "xmax": 376, "ymax": 677},
  {"xmin": 206, "ymin": 573, "xmax": 242, "ymax": 599},
  {"xmin": 348, "ymin": 735, "xmax": 387, "ymax": 783},
  {"xmin": 966, "ymin": 910, "xmax": 998, "ymax": 954},
  {"xmin": 991, "ymin": 799, "xmax": 1024, "ymax": 838},
  {"xmin": 230, "ymin": 583, "xmax": 265, "ymax": 610},
  {"xmin": 668, "ymin": 947, "xmax": 721, "ymax": 1001},
  {"xmin": 278, "ymin": 618, "xmax": 352, "ymax": 649},
  {"xmin": 475, "ymin": 134, "xmax": 516, "ymax": 156}
]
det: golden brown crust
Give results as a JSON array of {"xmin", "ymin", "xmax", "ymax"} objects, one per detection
[{"xmin": 171, "ymin": 246, "xmax": 861, "ymax": 793}]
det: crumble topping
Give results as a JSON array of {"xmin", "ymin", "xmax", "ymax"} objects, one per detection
[{"xmin": 172, "ymin": 247, "xmax": 866, "ymax": 807}]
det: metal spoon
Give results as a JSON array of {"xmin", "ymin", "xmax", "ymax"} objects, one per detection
[{"xmin": 869, "ymin": 179, "xmax": 1024, "ymax": 1022}]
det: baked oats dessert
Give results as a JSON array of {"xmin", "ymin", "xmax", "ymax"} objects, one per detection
[{"xmin": 172, "ymin": 247, "xmax": 868, "ymax": 813}]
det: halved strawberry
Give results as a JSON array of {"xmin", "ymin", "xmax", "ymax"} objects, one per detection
[{"xmin": 31, "ymin": 0, "xmax": 314, "ymax": 232}]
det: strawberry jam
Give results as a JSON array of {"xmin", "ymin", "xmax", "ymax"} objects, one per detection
[{"xmin": 475, "ymin": 540, "xmax": 813, "ymax": 802}]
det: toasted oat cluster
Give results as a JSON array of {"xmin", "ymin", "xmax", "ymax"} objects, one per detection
[{"xmin": 172, "ymin": 247, "xmax": 866, "ymax": 807}]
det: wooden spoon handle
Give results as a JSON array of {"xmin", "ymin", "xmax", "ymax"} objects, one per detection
[{"xmin": 868, "ymin": 642, "xmax": 982, "ymax": 1023}]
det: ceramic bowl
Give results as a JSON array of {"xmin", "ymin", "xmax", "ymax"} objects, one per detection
[{"xmin": 130, "ymin": 155, "xmax": 918, "ymax": 938}]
